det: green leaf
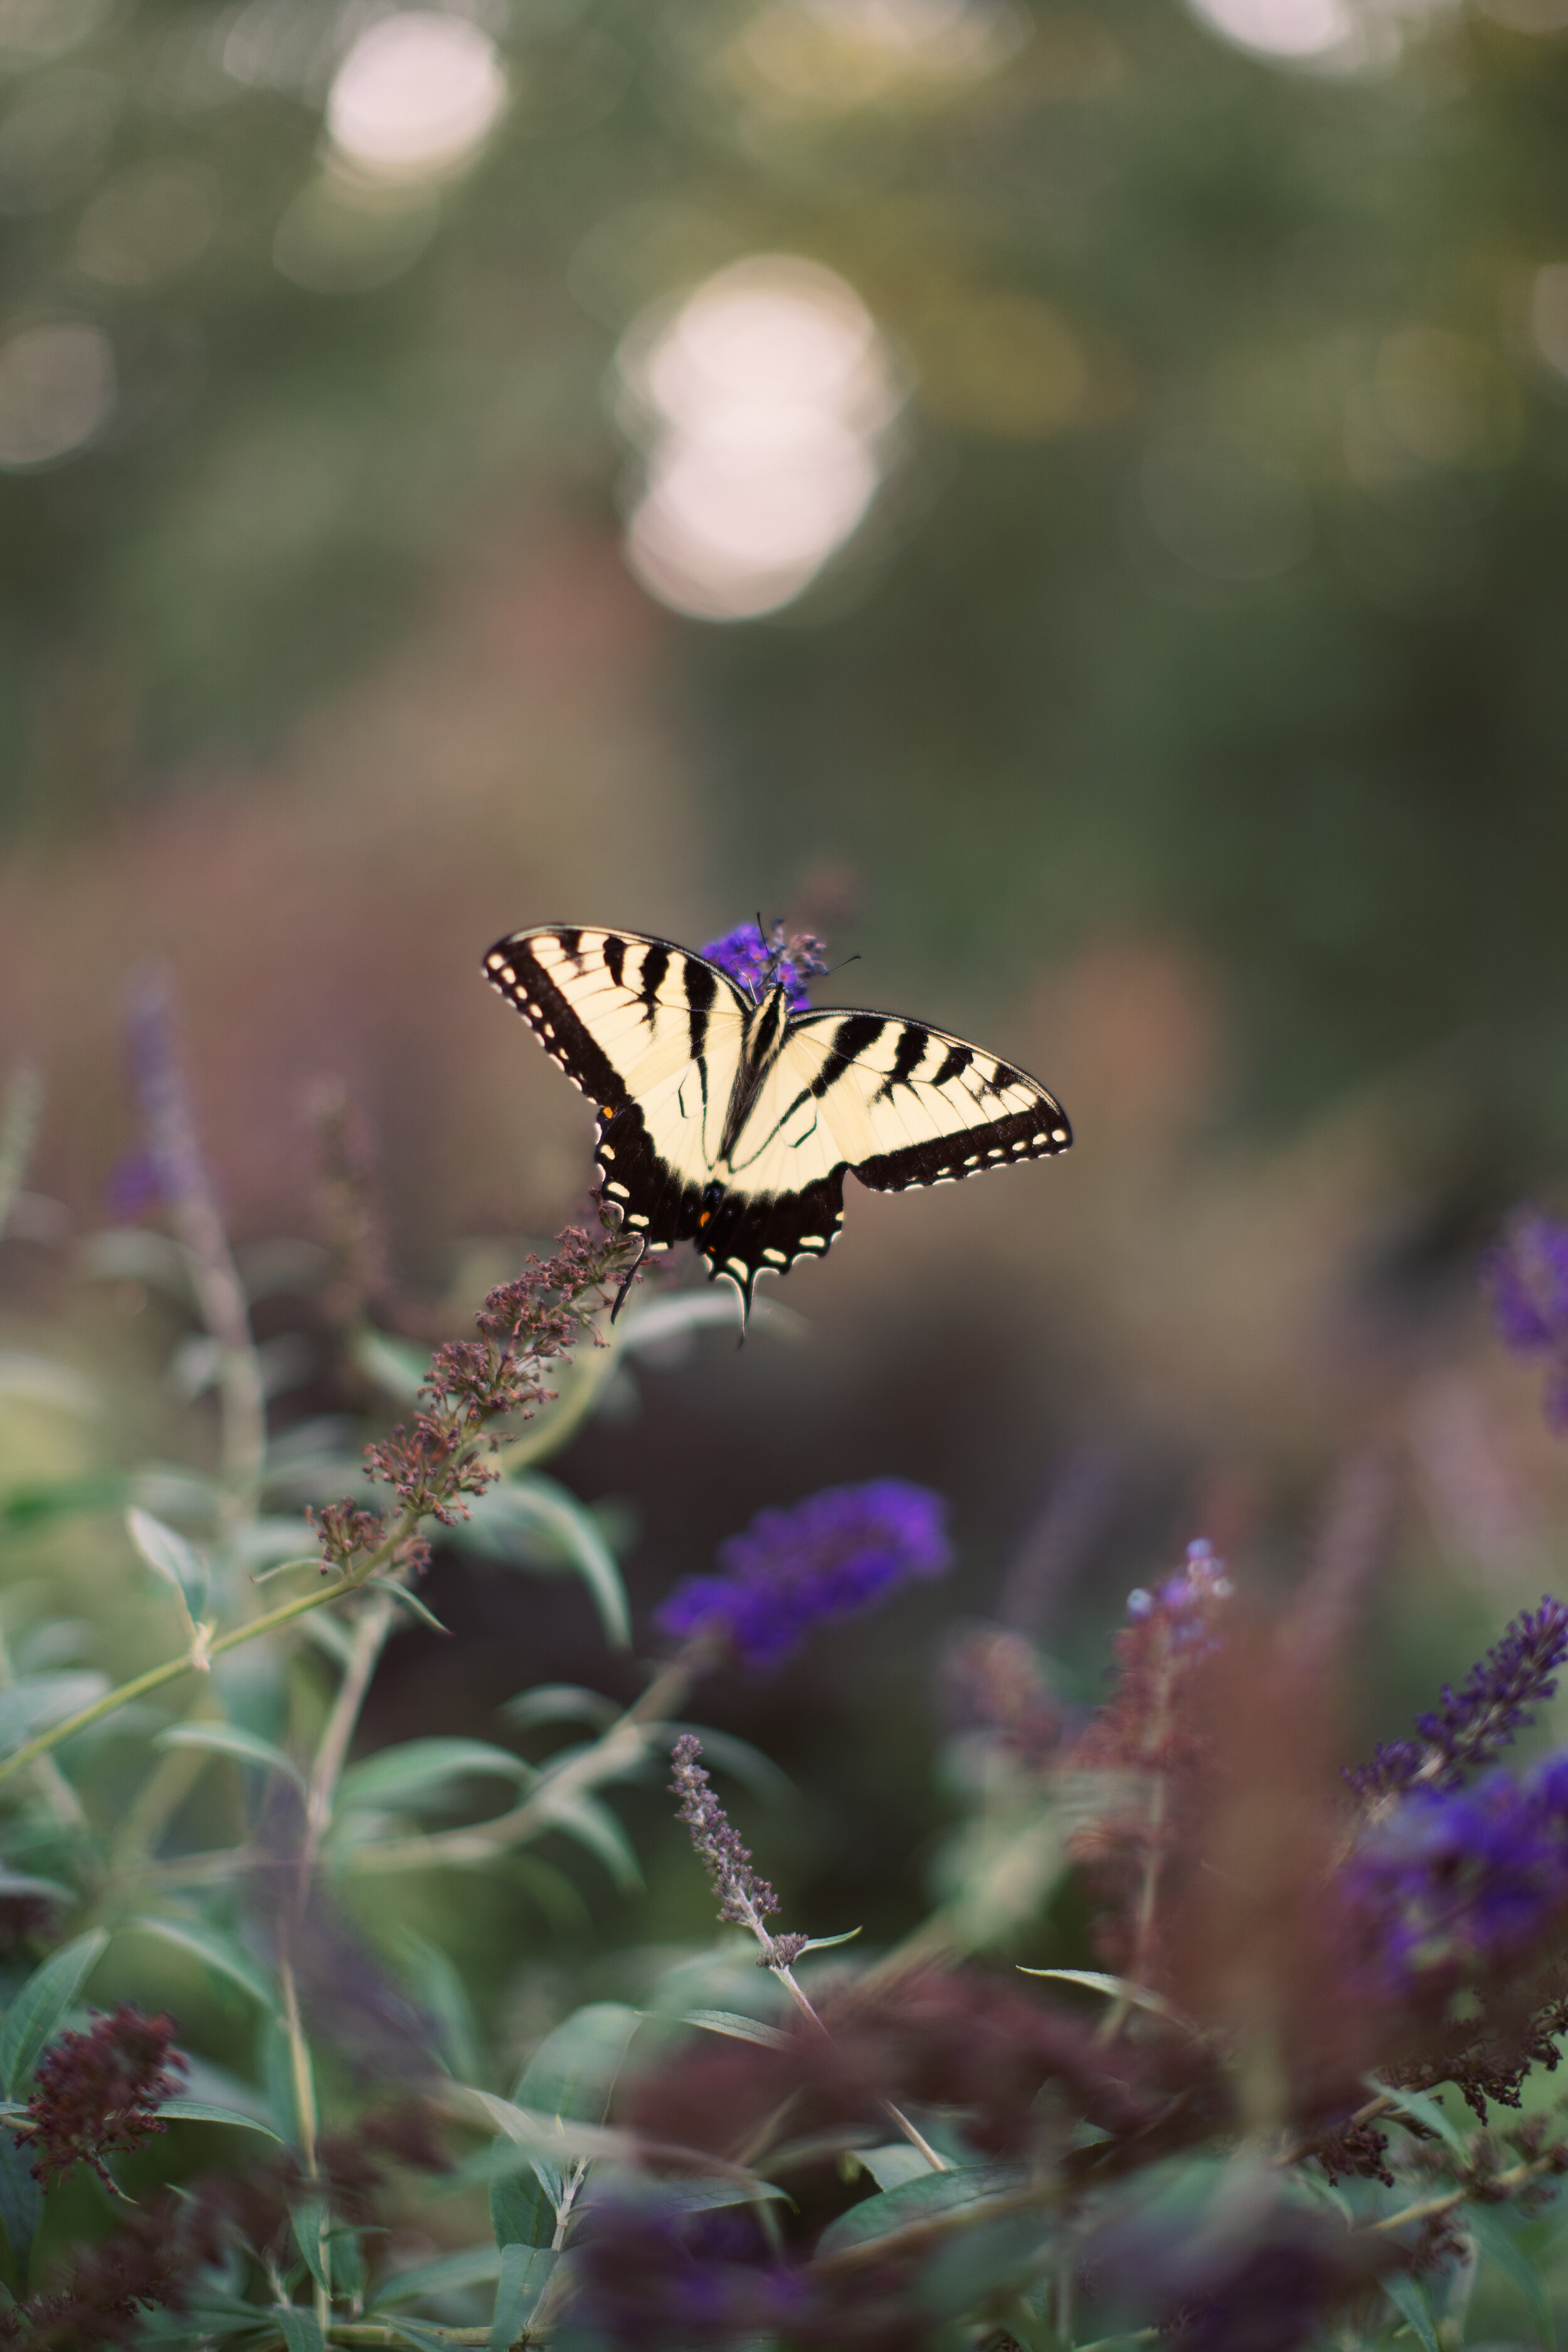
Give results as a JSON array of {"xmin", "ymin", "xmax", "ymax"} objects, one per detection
[
  {"xmin": 339, "ymin": 1738, "xmax": 532, "ymax": 1813},
  {"xmin": 274, "ymin": 2306, "xmax": 326, "ymax": 2352},
  {"xmin": 854, "ymin": 2144, "xmax": 936, "ymax": 2190},
  {"xmin": 154, "ymin": 1720, "xmax": 307, "ymax": 1790},
  {"xmin": 366, "ymin": 1576, "xmax": 452, "ymax": 1634},
  {"xmin": 490, "ymin": 2164, "xmax": 556, "ymax": 2250},
  {"xmin": 459, "ymin": 1477, "xmax": 630, "ymax": 1648},
  {"xmin": 292, "ymin": 2192, "xmax": 331, "ymax": 2295},
  {"xmin": 531, "ymin": 1787, "xmax": 642, "ymax": 1892},
  {"xmin": 1017, "ymin": 1968, "xmax": 1193, "ymax": 2029},
  {"xmin": 684, "ymin": 2010, "xmax": 791, "ymax": 2050},
  {"xmin": 126, "ymin": 1505, "xmax": 211, "ymax": 1624},
  {"xmin": 502, "ymin": 1685, "xmax": 618, "ymax": 1734},
  {"xmin": 0, "ymin": 1929, "xmax": 107, "ymax": 2095},
  {"xmin": 800, "ymin": 1927, "xmax": 862, "ymax": 1954},
  {"xmin": 0, "ymin": 1673, "xmax": 109, "ymax": 1757},
  {"xmin": 396, "ymin": 1929, "xmax": 486, "ymax": 2084},
  {"xmin": 129, "ymin": 1915, "xmax": 280, "ymax": 2014},
  {"xmin": 463, "ymin": 2091, "xmax": 639, "ymax": 2167},
  {"xmin": 0, "ymin": 1870, "xmax": 71, "ymax": 1903},
  {"xmin": 156, "ymin": 2097, "xmax": 285, "ymax": 2139},
  {"xmin": 1361, "ymin": 2074, "xmax": 1469, "ymax": 2159},
  {"xmin": 351, "ymin": 1325, "xmax": 430, "ymax": 1402},
  {"xmin": 373, "ymin": 2242, "xmax": 502, "ymax": 2306},
  {"xmin": 1468, "ymin": 2205, "xmax": 1556, "ymax": 2348},
  {"xmin": 0, "ymin": 2136, "xmax": 40, "ymax": 2281},
  {"xmin": 489, "ymin": 2243, "xmax": 555, "ymax": 2349},
  {"xmin": 1382, "ymin": 2272, "xmax": 1441, "ymax": 2352},
  {"xmin": 644, "ymin": 2176, "xmax": 790, "ymax": 2213},
  {"xmin": 815, "ymin": 2163, "xmax": 1023, "ymax": 2258},
  {"xmin": 513, "ymin": 2001, "xmax": 642, "ymax": 2123}
]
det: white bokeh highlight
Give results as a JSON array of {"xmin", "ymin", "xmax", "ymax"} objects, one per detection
[
  {"xmin": 326, "ymin": 12, "xmax": 508, "ymax": 182},
  {"xmin": 618, "ymin": 256, "xmax": 900, "ymax": 623}
]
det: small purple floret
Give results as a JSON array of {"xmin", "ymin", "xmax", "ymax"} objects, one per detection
[
  {"xmin": 1483, "ymin": 1208, "xmax": 1568, "ymax": 1432},
  {"xmin": 656, "ymin": 1478, "xmax": 953, "ymax": 1669},
  {"xmin": 699, "ymin": 921, "xmax": 825, "ymax": 1012}
]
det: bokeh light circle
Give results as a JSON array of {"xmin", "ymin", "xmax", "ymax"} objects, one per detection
[
  {"xmin": 326, "ymin": 12, "xmax": 508, "ymax": 182},
  {"xmin": 0, "ymin": 319, "xmax": 114, "ymax": 469}
]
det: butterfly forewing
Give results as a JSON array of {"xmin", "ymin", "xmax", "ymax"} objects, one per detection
[
  {"xmin": 483, "ymin": 926, "xmax": 748, "ymax": 1252},
  {"xmin": 788, "ymin": 1010, "xmax": 1072, "ymax": 1192}
]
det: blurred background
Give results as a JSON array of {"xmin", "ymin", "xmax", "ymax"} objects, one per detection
[{"xmin": 3, "ymin": 0, "xmax": 1568, "ymax": 1976}]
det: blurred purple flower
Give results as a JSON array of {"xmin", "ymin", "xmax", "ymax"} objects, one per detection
[
  {"xmin": 1483, "ymin": 1208, "xmax": 1568, "ymax": 1431},
  {"xmin": 1124, "ymin": 1539, "xmax": 1232, "ymax": 1652},
  {"xmin": 564, "ymin": 2196, "xmax": 803, "ymax": 2351},
  {"xmin": 1342, "ymin": 1752, "xmax": 1568, "ymax": 1994},
  {"xmin": 103, "ymin": 1146, "xmax": 163, "ymax": 1223},
  {"xmin": 699, "ymin": 921, "xmax": 826, "ymax": 1012},
  {"xmin": 1348, "ymin": 1595, "xmax": 1568, "ymax": 1803},
  {"xmin": 655, "ymin": 1478, "xmax": 953, "ymax": 1670}
]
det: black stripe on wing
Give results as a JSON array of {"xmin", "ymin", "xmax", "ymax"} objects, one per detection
[
  {"xmin": 483, "ymin": 926, "xmax": 712, "ymax": 1254},
  {"xmin": 483, "ymin": 930, "xmax": 630, "ymax": 1112},
  {"xmin": 695, "ymin": 1170, "xmax": 848, "ymax": 1311},
  {"xmin": 852, "ymin": 1099, "xmax": 1071, "ymax": 1193}
]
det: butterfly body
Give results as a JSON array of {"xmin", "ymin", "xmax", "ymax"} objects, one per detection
[{"xmin": 484, "ymin": 924, "xmax": 1071, "ymax": 1315}]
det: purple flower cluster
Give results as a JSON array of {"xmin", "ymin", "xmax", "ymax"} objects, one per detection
[
  {"xmin": 1483, "ymin": 1207, "xmax": 1568, "ymax": 1431},
  {"xmin": 656, "ymin": 1479, "xmax": 953, "ymax": 1670},
  {"xmin": 568, "ymin": 2197, "xmax": 804, "ymax": 2350},
  {"xmin": 1343, "ymin": 1754, "xmax": 1568, "ymax": 1994},
  {"xmin": 1125, "ymin": 1539, "xmax": 1233, "ymax": 1650},
  {"xmin": 699, "ymin": 921, "xmax": 827, "ymax": 1012},
  {"xmin": 1348, "ymin": 1596, "xmax": 1568, "ymax": 1803}
]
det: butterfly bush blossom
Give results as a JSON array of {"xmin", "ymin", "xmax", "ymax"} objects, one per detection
[
  {"xmin": 656, "ymin": 1478, "xmax": 954, "ymax": 1668},
  {"xmin": 1484, "ymin": 1206, "xmax": 1568, "ymax": 1431},
  {"xmin": 699, "ymin": 920, "xmax": 827, "ymax": 1011}
]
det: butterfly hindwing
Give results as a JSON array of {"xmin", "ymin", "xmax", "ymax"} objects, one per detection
[{"xmin": 484, "ymin": 926, "xmax": 749, "ymax": 1254}]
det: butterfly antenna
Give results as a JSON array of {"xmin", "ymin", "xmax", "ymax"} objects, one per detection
[{"xmin": 821, "ymin": 951, "xmax": 861, "ymax": 980}]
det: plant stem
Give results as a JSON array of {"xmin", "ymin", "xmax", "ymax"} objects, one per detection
[
  {"xmin": 300, "ymin": 1588, "xmax": 397, "ymax": 1885},
  {"xmin": 346, "ymin": 1648, "xmax": 702, "ymax": 1874},
  {"xmin": 0, "ymin": 1569, "xmax": 371, "ymax": 1788},
  {"xmin": 1365, "ymin": 2149, "xmax": 1562, "ymax": 2235}
]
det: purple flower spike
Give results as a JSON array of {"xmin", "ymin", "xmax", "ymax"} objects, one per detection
[
  {"xmin": 1483, "ymin": 1208, "xmax": 1568, "ymax": 1431},
  {"xmin": 656, "ymin": 1478, "xmax": 954, "ymax": 1670},
  {"xmin": 699, "ymin": 920, "xmax": 827, "ymax": 1012},
  {"xmin": 1348, "ymin": 1595, "xmax": 1568, "ymax": 1803}
]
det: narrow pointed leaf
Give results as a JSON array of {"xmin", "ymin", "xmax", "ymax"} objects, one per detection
[
  {"xmin": 460, "ymin": 1477, "xmax": 630, "ymax": 1648},
  {"xmin": 1382, "ymin": 2273, "xmax": 1440, "ymax": 2352},
  {"xmin": 1468, "ymin": 2206, "xmax": 1555, "ymax": 2348},
  {"xmin": 0, "ymin": 1673, "xmax": 109, "ymax": 1757},
  {"xmin": 156, "ymin": 2097, "xmax": 285, "ymax": 2139},
  {"xmin": 512, "ymin": 2002, "xmax": 642, "ymax": 2123},
  {"xmin": 684, "ymin": 2010, "xmax": 791, "ymax": 2050},
  {"xmin": 154, "ymin": 1721, "xmax": 307, "ymax": 1791},
  {"xmin": 129, "ymin": 1915, "xmax": 279, "ymax": 2014},
  {"xmin": 274, "ymin": 2307, "xmax": 326, "ymax": 2352},
  {"xmin": 126, "ymin": 1505, "xmax": 211, "ymax": 1623},
  {"xmin": 372, "ymin": 2242, "xmax": 503, "ymax": 2306},
  {"xmin": 532, "ymin": 1788, "xmax": 642, "ymax": 1890},
  {"xmin": 0, "ymin": 1929, "xmax": 108, "ymax": 2094},
  {"xmin": 339, "ymin": 1739, "xmax": 531, "ymax": 1813},
  {"xmin": 1018, "ymin": 1967, "xmax": 1193, "ymax": 2028}
]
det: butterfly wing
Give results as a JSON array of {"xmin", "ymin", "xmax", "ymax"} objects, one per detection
[
  {"xmin": 483, "ymin": 926, "xmax": 749, "ymax": 1253},
  {"xmin": 785, "ymin": 1008, "xmax": 1073, "ymax": 1192}
]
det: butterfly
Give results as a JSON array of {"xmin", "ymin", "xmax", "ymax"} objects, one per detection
[{"xmin": 483, "ymin": 923, "xmax": 1072, "ymax": 1319}]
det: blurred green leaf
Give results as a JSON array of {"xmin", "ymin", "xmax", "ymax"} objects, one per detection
[
  {"xmin": 0, "ymin": 1355, "xmax": 98, "ymax": 1417},
  {"xmin": 395, "ymin": 1929, "xmax": 487, "ymax": 2085},
  {"xmin": 852, "ymin": 2144, "xmax": 933, "ymax": 2190},
  {"xmin": 1362, "ymin": 2075, "xmax": 1468, "ymax": 2159},
  {"xmin": 154, "ymin": 1720, "xmax": 306, "ymax": 1790},
  {"xmin": 1468, "ymin": 2206, "xmax": 1555, "ymax": 2348},
  {"xmin": 684, "ymin": 2010, "xmax": 790, "ymax": 2050},
  {"xmin": 350, "ymin": 1325, "xmax": 430, "ymax": 1402},
  {"xmin": 291, "ymin": 2193, "xmax": 331, "ymax": 2296},
  {"xmin": 454, "ymin": 1477, "xmax": 630, "ymax": 1648},
  {"xmin": 0, "ymin": 1870, "xmax": 70, "ymax": 1903},
  {"xmin": 154, "ymin": 2097, "xmax": 285, "ymax": 2139},
  {"xmin": 126, "ymin": 1505, "xmax": 211, "ymax": 1626},
  {"xmin": 0, "ymin": 1475, "xmax": 126, "ymax": 1533},
  {"xmin": 529, "ymin": 1786, "xmax": 642, "ymax": 1892},
  {"xmin": 489, "ymin": 2243, "xmax": 555, "ymax": 2349},
  {"xmin": 815, "ymin": 2164, "xmax": 1023, "ymax": 2258},
  {"xmin": 338, "ymin": 1739, "xmax": 532, "ymax": 1813},
  {"xmin": 0, "ymin": 2137, "xmax": 39, "ymax": 2280},
  {"xmin": 512, "ymin": 2001, "xmax": 642, "ymax": 2124},
  {"xmin": 0, "ymin": 1675, "xmax": 108, "ymax": 1757},
  {"xmin": 1019, "ymin": 1969, "xmax": 1193, "ymax": 2030},
  {"xmin": 490, "ymin": 2165, "xmax": 556, "ymax": 2251},
  {"xmin": 273, "ymin": 2307, "xmax": 326, "ymax": 2352},
  {"xmin": 0, "ymin": 1929, "xmax": 108, "ymax": 2094},
  {"xmin": 502, "ymin": 1685, "xmax": 619, "ymax": 1734},
  {"xmin": 366, "ymin": 1575, "xmax": 452, "ymax": 1634},
  {"xmin": 1382, "ymin": 2272, "xmax": 1441, "ymax": 2352},
  {"xmin": 372, "ymin": 2242, "xmax": 502, "ymax": 2306},
  {"xmin": 129, "ymin": 1915, "xmax": 279, "ymax": 2015}
]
